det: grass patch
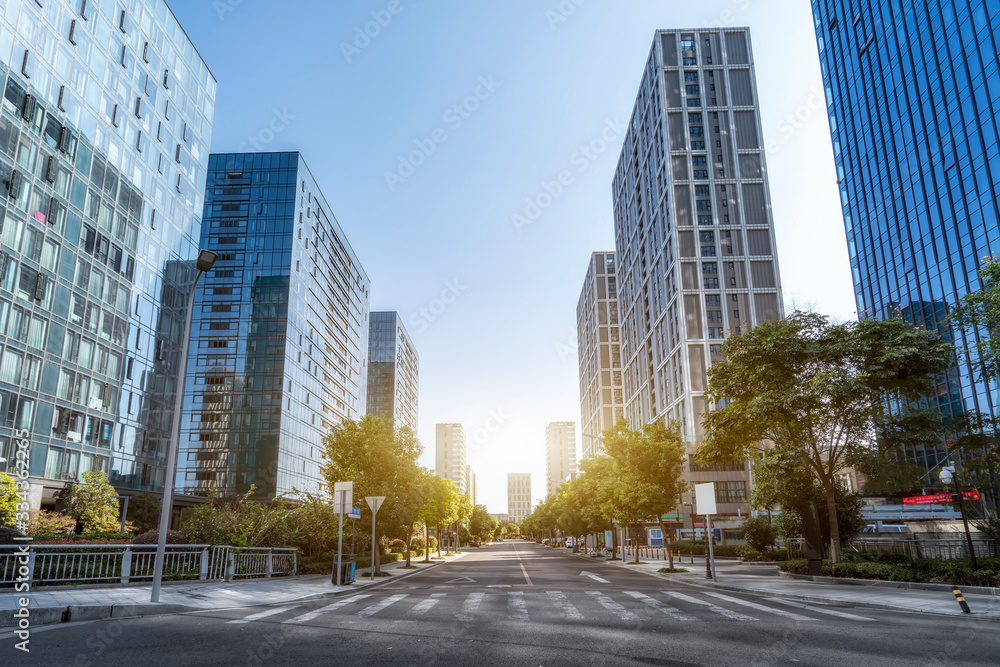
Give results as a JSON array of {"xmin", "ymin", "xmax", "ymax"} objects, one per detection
[
  {"xmin": 397, "ymin": 565, "xmax": 419, "ymax": 569},
  {"xmin": 361, "ymin": 571, "xmax": 393, "ymax": 578},
  {"xmin": 658, "ymin": 567, "xmax": 689, "ymax": 573},
  {"xmin": 624, "ymin": 561, "xmax": 645, "ymax": 565}
]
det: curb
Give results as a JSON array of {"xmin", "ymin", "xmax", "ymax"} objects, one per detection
[
  {"xmin": 0, "ymin": 558, "xmax": 454, "ymax": 629},
  {"xmin": 777, "ymin": 571, "xmax": 1000, "ymax": 597}
]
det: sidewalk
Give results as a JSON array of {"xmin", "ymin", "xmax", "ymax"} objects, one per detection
[
  {"xmin": 560, "ymin": 547, "xmax": 1000, "ymax": 619},
  {"xmin": 0, "ymin": 553, "xmax": 463, "ymax": 628}
]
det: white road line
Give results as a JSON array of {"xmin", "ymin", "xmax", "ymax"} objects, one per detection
[
  {"xmin": 663, "ymin": 591, "xmax": 758, "ymax": 621},
  {"xmin": 703, "ymin": 592, "xmax": 817, "ymax": 622},
  {"xmin": 766, "ymin": 597, "xmax": 875, "ymax": 621},
  {"xmin": 586, "ymin": 591, "xmax": 641, "ymax": 622},
  {"xmin": 508, "ymin": 591, "xmax": 529, "ymax": 621},
  {"xmin": 283, "ymin": 595, "xmax": 372, "ymax": 624},
  {"xmin": 546, "ymin": 591, "xmax": 584, "ymax": 620},
  {"xmin": 357, "ymin": 593, "xmax": 409, "ymax": 617},
  {"xmin": 457, "ymin": 592, "xmax": 485, "ymax": 621},
  {"xmin": 410, "ymin": 594, "xmax": 447, "ymax": 616},
  {"xmin": 227, "ymin": 605, "xmax": 299, "ymax": 624},
  {"xmin": 625, "ymin": 591, "xmax": 697, "ymax": 621}
]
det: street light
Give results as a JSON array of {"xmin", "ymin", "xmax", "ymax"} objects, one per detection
[
  {"xmin": 151, "ymin": 250, "xmax": 217, "ymax": 603},
  {"xmin": 939, "ymin": 463, "xmax": 979, "ymax": 571}
]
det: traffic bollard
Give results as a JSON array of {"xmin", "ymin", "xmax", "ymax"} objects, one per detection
[{"xmin": 952, "ymin": 587, "xmax": 972, "ymax": 614}]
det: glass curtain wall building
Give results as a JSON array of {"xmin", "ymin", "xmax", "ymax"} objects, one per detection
[
  {"xmin": 179, "ymin": 152, "xmax": 370, "ymax": 500},
  {"xmin": 612, "ymin": 29, "xmax": 784, "ymax": 537},
  {"xmin": 366, "ymin": 310, "xmax": 418, "ymax": 432},
  {"xmin": 811, "ymin": 1, "xmax": 1000, "ymax": 478},
  {"xmin": 0, "ymin": 0, "xmax": 215, "ymax": 510}
]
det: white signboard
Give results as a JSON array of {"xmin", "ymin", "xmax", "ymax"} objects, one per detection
[
  {"xmin": 694, "ymin": 482, "xmax": 717, "ymax": 516},
  {"xmin": 365, "ymin": 496, "xmax": 386, "ymax": 514},
  {"xmin": 333, "ymin": 481, "xmax": 353, "ymax": 514}
]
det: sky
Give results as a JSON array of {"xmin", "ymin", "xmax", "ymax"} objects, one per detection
[{"xmin": 170, "ymin": 0, "xmax": 857, "ymax": 514}]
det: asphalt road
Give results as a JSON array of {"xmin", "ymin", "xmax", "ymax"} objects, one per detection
[{"xmin": 3, "ymin": 540, "xmax": 998, "ymax": 666}]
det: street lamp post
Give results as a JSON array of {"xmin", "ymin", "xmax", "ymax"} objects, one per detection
[
  {"xmin": 940, "ymin": 464, "xmax": 979, "ymax": 570},
  {"xmin": 151, "ymin": 250, "xmax": 218, "ymax": 603}
]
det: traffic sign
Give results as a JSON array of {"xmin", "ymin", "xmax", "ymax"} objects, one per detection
[
  {"xmin": 365, "ymin": 496, "xmax": 386, "ymax": 513},
  {"xmin": 694, "ymin": 482, "xmax": 717, "ymax": 515},
  {"xmin": 903, "ymin": 491, "xmax": 980, "ymax": 505},
  {"xmin": 333, "ymin": 481, "xmax": 353, "ymax": 514},
  {"xmin": 348, "ymin": 507, "xmax": 361, "ymax": 520}
]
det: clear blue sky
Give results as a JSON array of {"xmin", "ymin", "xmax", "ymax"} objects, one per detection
[{"xmin": 170, "ymin": 0, "xmax": 856, "ymax": 513}]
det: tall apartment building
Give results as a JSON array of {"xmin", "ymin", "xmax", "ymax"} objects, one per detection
[
  {"xmin": 466, "ymin": 463, "xmax": 477, "ymax": 505},
  {"xmin": 179, "ymin": 152, "xmax": 371, "ymax": 499},
  {"xmin": 0, "ymin": 0, "xmax": 216, "ymax": 511},
  {"xmin": 811, "ymin": 1, "xmax": 1000, "ymax": 479},
  {"xmin": 507, "ymin": 472, "xmax": 531, "ymax": 523},
  {"xmin": 545, "ymin": 421, "xmax": 577, "ymax": 497},
  {"xmin": 612, "ymin": 29, "xmax": 784, "ymax": 536},
  {"xmin": 366, "ymin": 311, "xmax": 418, "ymax": 431},
  {"xmin": 576, "ymin": 252, "xmax": 624, "ymax": 460},
  {"xmin": 435, "ymin": 423, "xmax": 467, "ymax": 495}
]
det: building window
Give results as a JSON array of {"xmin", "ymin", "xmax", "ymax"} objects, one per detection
[
  {"xmin": 704, "ymin": 278, "xmax": 719, "ymax": 289},
  {"xmin": 708, "ymin": 327, "xmax": 725, "ymax": 339},
  {"xmin": 690, "ymin": 455, "xmax": 743, "ymax": 473},
  {"xmin": 706, "ymin": 295, "xmax": 721, "ymax": 306},
  {"xmin": 701, "ymin": 246, "xmax": 717, "ymax": 257},
  {"xmin": 699, "ymin": 231, "xmax": 715, "ymax": 242},
  {"xmin": 715, "ymin": 481, "xmax": 747, "ymax": 504},
  {"xmin": 698, "ymin": 215, "xmax": 713, "ymax": 225}
]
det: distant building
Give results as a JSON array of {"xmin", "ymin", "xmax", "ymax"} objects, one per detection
[
  {"xmin": 507, "ymin": 473, "xmax": 532, "ymax": 523},
  {"xmin": 490, "ymin": 513, "xmax": 510, "ymax": 524},
  {"xmin": 545, "ymin": 422, "xmax": 577, "ymax": 497},
  {"xmin": 435, "ymin": 424, "xmax": 468, "ymax": 494},
  {"xmin": 466, "ymin": 464, "xmax": 478, "ymax": 505},
  {"xmin": 366, "ymin": 311, "xmax": 419, "ymax": 431},
  {"xmin": 576, "ymin": 252, "xmax": 624, "ymax": 460}
]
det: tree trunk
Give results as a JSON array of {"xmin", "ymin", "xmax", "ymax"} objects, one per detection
[
  {"xmin": 406, "ymin": 525, "xmax": 413, "ymax": 567},
  {"xmin": 824, "ymin": 482, "xmax": 841, "ymax": 563},
  {"xmin": 804, "ymin": 501, "xmax": 824, "ymax": 576},
  {"xmin": 424, "ymin": 523, "xmax": 430, "ymax": 563}
]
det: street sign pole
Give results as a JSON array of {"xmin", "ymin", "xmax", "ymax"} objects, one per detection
[
  {"xmin": 336, "ymin": 489, "xmax": 344, "ymax": 587},
  {"xmin": 333, "ymin": 482, "xmax": 353, "ymax": 587},
  {"xmin": 694, "ymin": 483, "xmax": 718, "ymax": 582},
  {"xmin": 366, "ymin": 496, "xmax": 386, "ymax": 576}
]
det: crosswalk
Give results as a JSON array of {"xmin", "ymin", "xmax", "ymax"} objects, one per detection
[{"xmin": 220, "ymin": 589, "xmax": 877, "ymax": 627}]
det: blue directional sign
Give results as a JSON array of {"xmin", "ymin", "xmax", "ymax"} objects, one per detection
[{"xmin": 348, "ymin": 508, "xmax": 361, "ymax": 520}]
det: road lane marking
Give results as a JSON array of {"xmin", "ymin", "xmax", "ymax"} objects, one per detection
[
  {"xmin": 507, "ymin": 591, "xmax": 529, "ymax": 621},
  {"xmin": 586, "ymin": 591, "xmax": 641, "ymax": 622},
  {"xmin": 457, "ymin": 592, "xmax": 485, "ymax": 621},
  {"xmin": 410, "ymin": 594, "xmax": 446, "ymax": 616},
  {"xmin": 446, "ymin": 577, "xmax": 476, "ymax": 583},
  {"xmin": 625, "ymin": 591, "xmax": 697, "ymax": 621},
  {"xmin": 513, "ymin": 543, "xmax": 533, "ymax": 585},
  {"xmin": 357, "ymin": 594, "xmax": 408, "ymax": 617},
  {"xmin": 765, "ymin": 597, "xmax": 875, "ymax": 621},
  {"xmin": 227, "ymin": 605, "xmax": 298, "ymax": 624},
  {"xmin": 284, "ymin": 594, "xmax": 372, "ymax": 624},
  {"xmin": 546, "ymin": 591, "xmax": 584, "ymax": 620},
  {"xmin": 580, "ymin": 571, "xmax": 610, "ymax": 584},
  {"xmin": 663, "ymin": 591, "xmax": 757, "ymax": 621},
  {"xmin": 703, "ymin": 592, "xmax": 817, "ymax": 621}
]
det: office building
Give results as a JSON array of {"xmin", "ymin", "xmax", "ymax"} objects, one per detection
[
  {"xmin": 576, "ymin": 252, "xmax": 624, "ymax": 459},
  {"xmin": 179, "ymin": 152, "xmax": 371, "ymax": 499},
  {"xmin": 507, "ymin": 472, "xmax": 531, "ymax": 523},
  {"xmin": 612, "ymin": 29, "xmax": 784, "ymax": 536},
  {"xmin": 0, "ymin": 0, "xmax": 216, "ymax": 511},
  {"xmin": 810, "ymin": 1, "xmax": 1000, "ymax": 478},
  {"xmin": 545, "ymin": 421, "xmax": 577, "ymax": 497},
  {"xmin": 366, "ymin": 311, "xmax": 418, "ymax": 431},
  {"xmin": 435, "ymin": 423, "xmax": 467, "ymax": 495}
]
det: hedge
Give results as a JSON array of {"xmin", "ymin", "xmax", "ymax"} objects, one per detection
[
  {"xmin": 740, "ymin": 548, "xmax": 789, "ymax": 562},
  {"xmin": 666, "ymin": 540, "xmax": 744, "ymax": 558},
  {"xmin": 780, "ymin": 557, "xmax": 1000, "ymax": 588}
]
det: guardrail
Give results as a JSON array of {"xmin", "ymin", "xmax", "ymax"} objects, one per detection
[
  {"xmin": 0, "ymin": 544, "xmax": 297, "ymax": 588},
  {"xmin": 785, "ymin": 536, "xmax": 998, "ymax": 560}
]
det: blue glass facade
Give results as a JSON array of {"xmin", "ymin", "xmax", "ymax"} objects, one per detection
[
  {"xmin": 366, "ymin": 311, "xmax": 418, "ymax": 432},
  {"xmin": 0, "ymin": 0, "xmax": 215, "ymax": 510},
  {"xmin": 179, "ymin": 152, "xmax": 370, "ymax": 500},
  {"xmin": 812, "ymin": 1, "xmax": 1000, "ymax": 474}
]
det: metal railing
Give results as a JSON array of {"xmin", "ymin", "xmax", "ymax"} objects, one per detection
[
  {"xmin": 785, "ymin": 536, "xmax": 998, "ymax": 561},
  {"xmin": 0, "ymin": 545, "xmax": 297, "ymax": 588}
]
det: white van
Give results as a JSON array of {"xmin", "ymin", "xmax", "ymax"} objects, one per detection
[{"xmin": 862, "ymin": 524, "xmax": 908, "ymax": 534}]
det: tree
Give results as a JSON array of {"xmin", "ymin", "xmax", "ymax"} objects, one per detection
[
  {"xmin": 0, "ymin": 472, "xmax": 18, "ymax": 527},
  {"xmin": 468, "ymin": 505, "xmax": 498, "ymax": 542},
  {"xmin": 127, "ymin": 493, "xmax": 162, "ymax": 534},
  {"xmin": 393, "ymin": 466, "xmax": 436, "ymax": 566},
  {"xmin": 741, "ymin": 514, "xmax": 777, "ymax": 553},
  {"xmin": 951, "ymin": 256, "xmax": 1000, "ymax": 382},
  {"xmin": 64, "ymin": 471, "xmax": 120, "ymax": 533},
  {"xmin": 321, "ymin": 415, "xmax": 422, "ymax": 574},
  {"xmin": 700, "ymin": 311, "xmax": 953, "ymax": 562},
  {"xmin": 420, "ymin": 476, "xmax": 461, "ymax": 560},
  {"xmin": 284, "ymin": 491, "xmax": 340, "ymax": 558},
  {"xmin": 506, "ymin": 522, "xmax": 520, "ymax": 538}
]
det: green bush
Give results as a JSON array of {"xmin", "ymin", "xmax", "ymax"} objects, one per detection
[
  {"xmin": 780, "ymin": 557, "xmax": 1000, "ymax": 587},
  {"xmin": 741, "ymin": 548, "xmax": 788, "ymax": 562},
  {"xmin": 668, "ymin": 540, "xmax": 745, "ymax": 558},
  {"xmin": 741, "ymin": 515, "xmax": 778, "ymax": 553},
  {"xmin": 389, "ymin": 539, "xmax": 407, "ymax": 553},
  {"xmin": 132, "ymin": 529, "xmax": 187, "ymax": 544}
]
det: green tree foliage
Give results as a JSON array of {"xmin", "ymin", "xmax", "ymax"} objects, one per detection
[
  {"xmin": 741, "ymin": 514, "xmax": 777, "ymax": 553},
  {"xmin": 321, "ymin": 415, "xmax": 422, "ymax": 573},
  {"xmin": 127, "ymin": 493, "xmax": 162, "ymax": 534},
  {"xmin": 64, "ymin": 471, "xmax": 121, "ymax": 533},
  {"xmin": 951, "ymin": 257, "xmax": 1000, "ymax": 382},
  {"xmin": 700, "ymin": 311, "xmax": 953, "ymax": 561},
  {"xmin": 468, "ymin": 504, "xmax": 498, "ymax": 542},
  {"xmin": 506, "ymin": 522, "xmax": 520, "ymax": 537},
  {"xmin": 947, "ymin": 412, "xmax": 1000, "ymax": 516},
  {"xmin": 179, "ymin": 487, "xmax": 290, "ymax": 547},
  {"xmin": 284, "ymin": 491, "xmax": 341, "ymax": 558},
  {"xmin": 420, "ymin": 476, "xmax": 462, "ymax": 558},
  {"xmin": 26, "ymin": 510, "xmax": 76, "ymax": 537},
  {"xmin": 0, "ymin": 472, "xmax": 18, "ymax": 527}
]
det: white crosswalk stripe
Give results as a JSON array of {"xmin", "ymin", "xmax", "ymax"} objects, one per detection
[
  {"xmin": 457, "ymin": 592, "xmax": 485, "ymax": 621},
  {"xmin": 227, "ymin": 605, "xmax": 298, "ymax": 624},
  {"xmin": 703, "ymin": 592, "xmax": 817, "ymax": 621},
  {"xmin": 664, "ymin": 591, "xmax": 758, "ymax": 621},
  {"xmin": 765, "ymin": 597, "xmax": 875, "ymax": 621},
  {"xmin": 546, "ymin": 591, "xmax": 584, "ymax": 620},
  {"xmin": 586, "ymin": 591, "xmax": 641, "ymax": 622},
  {"xmin": 283, "ymin": 595, "xmax": 371, "ymax": 624},
  {"xmin": 357, "ymin": 593, "xmax": 409, "ymax": 617},
  {"xmin": 508, "ymin": 591, "xmax": 529, "ymax": 620},
  {"xmin": 410, "ymin": 593, "xmax": 446, "ymax": 616},
  {"xmin": 624, "ymin": 591, "xmax": 697, "ymax": 621}
]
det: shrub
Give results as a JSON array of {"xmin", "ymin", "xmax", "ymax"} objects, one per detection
[
  {"xmin": 63, "ymin": 471, "xmax": 121, "ymax": 533},
  {"xmin": 132, "ymin": 529, "xmax": 188, "ymax": 545},
  {"xmin": 127, "ymin": 493, "xmax": 162, "ymax": 534},
  {"xmin": 27, "ymin": 510, "xmax": 76, "ymax": 537},
  {"xmin": 389, "ymin": 539, "xmax": 407, "ymax": 553},
  {"xmin": 779, "ymin": 557, "xmax": 1000, "ymax": 588},
  {"xmin": 741, "ymin": 548, "xmax": 789, "ymax": 562},
  {"xmin": 742, "ymin": 515, "xmax": 778, "ymax": 553},
  {"xmin": 427, "ymin": 535, "xmax": 438, "ymax": 551},
  {"xmin": 0, "ymin": 472, "xmax": 18, "ymax": 527},
  {"xmin": 411, "ymin": 536, "xmax": 427, "ymax": 550},
  {"xmin": 0, "ymin": 526, "xmax": 25, "ymax": 544},
  {"xmin": 179, "ymin": 502, "xmax": 234, "ymax": 545}
]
